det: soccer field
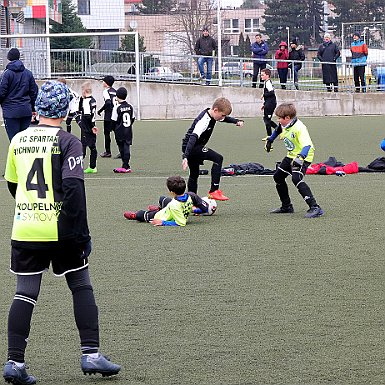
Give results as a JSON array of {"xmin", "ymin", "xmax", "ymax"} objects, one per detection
[{"xmin": 1, "ymin": 115, "xmax": 385, "ymax": 385}]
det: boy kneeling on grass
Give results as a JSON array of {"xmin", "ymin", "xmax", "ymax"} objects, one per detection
[{"xmin": 124, "ymin": 176, "xmax": 209, "ymax": 226}]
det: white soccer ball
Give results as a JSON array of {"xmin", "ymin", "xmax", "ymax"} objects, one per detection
[{"xmin": 201, "ymin": 197, "xmax": 218, "ymax": 216}]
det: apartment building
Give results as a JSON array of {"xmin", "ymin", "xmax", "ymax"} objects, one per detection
[{"xmin": 73, "ymin": 0, "xmax": 125, "ymax": 50}]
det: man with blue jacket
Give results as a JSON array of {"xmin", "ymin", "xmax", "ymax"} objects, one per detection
[
  {"xmin": 0, "ymin": 48, "xmax": 38, "ymax": 140},
  {"xmin": 350, "ymin": 32, "xmax": 368, "ymax": 93},
  {"xmin": 250, "ymin": 33, "xmax": 269, "ymax": 88}
]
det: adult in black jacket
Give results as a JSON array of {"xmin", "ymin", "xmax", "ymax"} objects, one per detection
[
  {"xmin": 317, "ymin": 33, "xmax": 340, "ymax": 92},
  {"xmin": 0, "ymin": 48, "xmax": 38, "ymax": 140},
  {"xmin": 288, "ymin": 40, "xmax": 305, "ymax": 90},
  {"xmin": 195, "ymin": 27, "xmax": 217, "ymax": 85}
]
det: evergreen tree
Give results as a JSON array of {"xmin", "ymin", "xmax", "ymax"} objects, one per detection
[
  {"xmin": 139, "ymin": 0, "xmax": 176, "ymax": 14},
  {"xmin": 50, "ymin": 0, "xmax": 91, "ymax": 49},
  {"xmin": 238, "ymin": 32, "xmax": 245, "ymax": 57},
  {"xmin": 120, "ymin": 29, "xmax": 146, "ymax": 52},
  {"xmin": 264, "ymin": 0, "xmax": 324, "ymax": 48},
  {"xmin": 240, "ymin": 0, "xmax": 263, "ymax": 9},
  {"xmin": 245, "ymin": 35, "xmax": 251, "ymax": 57}
]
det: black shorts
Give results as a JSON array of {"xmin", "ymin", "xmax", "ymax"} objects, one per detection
[{"xmin": 11, "ymin": 245, "xmax": 89, "ymax": 277}]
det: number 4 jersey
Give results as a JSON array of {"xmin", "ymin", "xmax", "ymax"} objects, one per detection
[{"xmin": 5, "ymin": 124, "xmax": 90, "ymax": 247}]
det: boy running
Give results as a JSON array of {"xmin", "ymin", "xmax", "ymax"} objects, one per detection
[{"xmin": 182, "ymin": 97, "xmax": 244, "ymax": 201}]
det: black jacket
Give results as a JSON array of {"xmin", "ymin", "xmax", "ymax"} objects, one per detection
[
  {"xmin": 0, "ymin": 60, "xmax": 38, "ymax": 118},
  {"xmin": 288, "ymin": 46, "xmax": 305, "ymax": 69},
  {"xmin": 195, "ymin": 35, "xmax": 217, "ymax": 56}
]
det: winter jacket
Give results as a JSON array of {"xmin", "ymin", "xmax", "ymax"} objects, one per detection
[
  {"xmin": 0, "ymin": 60, "xmax": 38, "ymax": 119},
  {"xmin": 250, "ymin": 41, "xmax": 269, "ymax": 64},
  {"xmin": 195, "ymin": 35, "xmax": 217, "ymax": 56},
  {"xmin": 288, "ymin": 46, "xmax": 305, "ymax": 69},
  {"xmin": 351, "ymin": 39, "xmax": 368, "ymax": 66},
  {"xmin": 275, "ymin": 42, "xmax": 289, "ymax": 69},
  {"xmin": 317, "ymin": 41, "xmax": 340, "ymax": 63}
]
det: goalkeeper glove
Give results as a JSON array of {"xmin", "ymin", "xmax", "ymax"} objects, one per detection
[
  {"xmin": 262, "ymin": 136, "xmax": 273, "ymax": 152},
  {"xmin": 292, "ymin": 155, "xmax": 304, "ymax": 170}
]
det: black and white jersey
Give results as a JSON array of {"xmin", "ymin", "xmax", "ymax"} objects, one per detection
[
  {"xmin": 111, "ymin": 101, "xmax": 135, "ymax": 142},
  {"xmin": 79, "ymin": 96, "xmax": 96, "ymax": 133},
  {"xmin": 182, "ymin": 108, "xmax": 238, "ymax": 158},
  {"xmin": 99, "ymin": 87, "xmax": 117, "ymax": 121},
  {"xmin": 263, "ymin": 79, "xmax": 277, "ymax": 107}
]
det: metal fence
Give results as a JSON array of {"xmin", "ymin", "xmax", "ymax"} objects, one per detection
[{"xmin": 2, "ymin": 47, "xmax": 385, "ymax": 92}]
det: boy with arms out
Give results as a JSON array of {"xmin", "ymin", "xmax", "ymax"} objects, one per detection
[
  {"xmin": 124, "ymin": 176, "xmax": 209, "ymax": 226},
  {"xmin": 260, "ymin": 68, "xmax": 277, "ymax": 137},
  {"xmin": 98, "ymin": 75, "xmax": 117, "ymax": 157},
  {"xmin": 76, "ymin": 81, "xmax": 98, "ymax": 174},
  {"xmin": 3, "ymin": 81, "xmax": 120, "ymax": 385},
  {"xmin": 111, "ymin": 87, "xmax": 135, "ymax": 173},
  {"xmin": 182, "ymin": 97, "xmax": 244, "ymax": 201},
  {"xmin": 263, "ymin": 103, "xmax": 324, "ymax": 218}
]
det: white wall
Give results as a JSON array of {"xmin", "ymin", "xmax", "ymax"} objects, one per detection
[{"xmin": 73, "ymin": 0, "xmax": 125, "ymax": 30}]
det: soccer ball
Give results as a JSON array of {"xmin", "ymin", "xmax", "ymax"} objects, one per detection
[{"xmin": 201, "ymin": 197, "xmax": 218, "ymax": 216}]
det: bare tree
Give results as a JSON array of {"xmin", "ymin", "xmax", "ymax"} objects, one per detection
[{"xmin": 167, "ymin": 0, "xmax": 216, "ymax": 55}]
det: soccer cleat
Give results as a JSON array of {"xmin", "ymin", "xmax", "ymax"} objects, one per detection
[
  {"xmin": 304, "ymin": 205, "xmax": 324, "ymax": 218},
  {"xmin": 270, "ymin": 205, "xmax": 294, "ymax": 214},
  {"xmin": 147, "ymin": 204, "xmax": 160, "ymax": 212},
  {"xmin": 113, "ymin": 154, "xmax": 121, "ymax": 159},
  {"xmin": 113, "ymin": 167, "xmax": 132, "ymax": 173},
  {"xmin": 100, "ymin": 152, "xmax": 111, "ymax": 158},
  {"xmin": 123, "ymin": 211, "xmax": 137, "ymax": 220},
  {"xmin": 3, "ymin": 361, "xmax": 36, "ymax": 385},
  {"xmin": 81, "ymin": 354, "xmax": 121, "ymax": 377},
  {"xmin": 84, "ymin": 167, "xmax": 97, "ymax": 174},
  {"xmin": 208, "ymin": 189, "xmax": 229, "ymax": 201}
]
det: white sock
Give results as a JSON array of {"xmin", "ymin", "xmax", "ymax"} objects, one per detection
[{"xmin": 10, "ymin": 361, "xmax": 25, "ymax": 368}]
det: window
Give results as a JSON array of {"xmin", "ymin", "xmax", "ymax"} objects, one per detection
[
  {"xmin": 245, "ymin": 18, "xmax": 260, "ymax": 33},
  {"xmin": 78, "ymin": 0, "xmax": 90, "ymax": 15},
  {"xmin": 223, "ymin": 19, "xmax": 239, "ymax": 34}
]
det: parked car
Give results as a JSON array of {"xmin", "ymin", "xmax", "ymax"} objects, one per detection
[
  {"xmin": 222, "ymin": 61, "xmax": 275, "ymax": 78},
  {"xmin": 144, "ymin": 67, "xmax": 183, "ymax": 81}
]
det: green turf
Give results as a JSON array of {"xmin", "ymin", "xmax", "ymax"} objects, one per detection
[{"xmin": 1, "ymin": 116, "xmax": 385, "ymax": 384}]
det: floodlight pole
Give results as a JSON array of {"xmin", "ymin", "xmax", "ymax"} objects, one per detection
[
  {"xmin": 217, "ymin": 0, "xmax": 222, "ymax": 86},
  {"xmin": 46, "ymin": 0, "xmax": 51, "ymax": 79},
  {"xmin": 286, "ymin": 26, "xmax": 290, "ymax": 50}
]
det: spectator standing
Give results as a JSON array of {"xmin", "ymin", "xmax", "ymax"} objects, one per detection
[
  {"xmin": 250, "ymin": 33, "xmax": 269, "ymax": 88},
  {"xmin": 275, "ymin": 41, "xmax": 289, "ymax": 89},
  {"xmin": 288, "ymin": 39, "xmax": 305, "ymax": 90},
  {"xmin": 0, "ymin": 48, "xmax": 38, "ymax": 141},
  {"xmin": 317, "ymin": 33, "xmax": 340, "ymax": 92},
  {"xmin": 195, "ymin": 27, "xmax": 217, "ymax": 86},
  {"xmin": 351, "ymin": 32, "xmax": 368, "ymax": 92}
]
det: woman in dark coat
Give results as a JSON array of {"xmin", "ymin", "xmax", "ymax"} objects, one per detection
[{"xmin": 317, "ymin": 33, "xmax": 341, "ymax": 92}]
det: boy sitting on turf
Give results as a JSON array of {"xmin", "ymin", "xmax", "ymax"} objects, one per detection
[
  {"xmin": 124, "ymin": 175, "xmax": 209, "ymax": 226},
  {"xmin": 182, "ymin": 97, "xmax": 244, "ymax": 201},
  {"xmin": 263, "ymin": 102, "xmax": 324, "ymax": 218}
]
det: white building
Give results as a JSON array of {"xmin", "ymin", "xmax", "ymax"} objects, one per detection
[{"xmin": 72, "ymin": 0, "xmax": 125, "ymax": 49}]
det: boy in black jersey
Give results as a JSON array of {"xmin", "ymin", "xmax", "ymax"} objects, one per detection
[
  {"xmin": 76, "ymin": 81, "xmax": 98, "ymax": 174},
  {"xmin": 182, "ymin": 97, "xmax": 244, "ymax": 201},
  {"xmin": 98, "ymin": 75, "xmax": 116, "ymax": 158},
  {"xmin": 260, "ymin": 68, "xmax": 277, "ymax": 136},
  {"xmin": 3, "ymin": 81, "xmax": 120, "ymax": 384},
  {"xmin": 111, "ymin": 87, "xmax": 135, "ymax": 173}
]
